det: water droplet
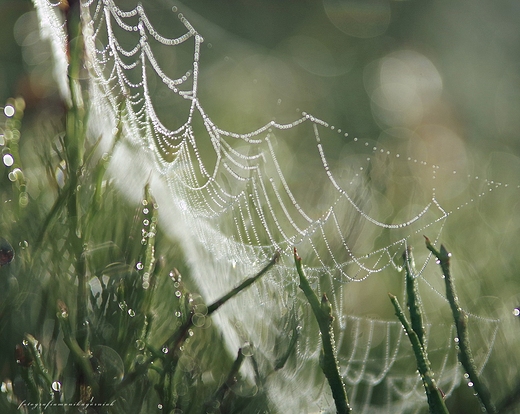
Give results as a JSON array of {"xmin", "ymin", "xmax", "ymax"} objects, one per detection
[
  {"xmin": 135, "ymin": 340, "xmax": 145, "ymax": 350},
  {"xmin": 175, "ymin": 311, "xmax": 182, "ymax": 318},
  {"xmin": 3, "ymin": 105, "xmax": 15, "ymax": 118},
  {"xmin": 143, "ymin": 208, "xmax": 149, "ymax": 214},
  {"xmin": 3, "ymin": 154, "xmax": 14, "ymax": 167},
  {"xmin": 176, "ymin": 380, "xmax": 189, "ymax": 396},
  {"xmin": 172, "ymin": 6, "xmax": 178, "ymax": 12},
  {"xmin": 161, "ymin": 346, "xmax": 169, "ymax": 354},
  {"xmin": 158, "ymin": 404, "xmax": 163, "ymax": 409},
  {"xmin": 193, "ymin": 303, "xmax": 208, "ymax": 316},
  {"xmin": 51, "ymin": 381, "xmax": 61, "ymax": 392},
  {"xmin": 18, "ymin": 191, "xmax": 29, "ymax": 207},
  {"xmin": 175, "ymin": 290, "xmax": 182, "ymax": 298},
  {"xmin": 118, "ymin": 301, "xmax": 127, "ymax": 311},
  {"xmin": 468, "ymin": 381, "xmax": 474, "ymax": 387},
  {"xmin": 241, "ymin": 342, "xmax": 253, "ymax": 357},
  {"xmin": 192, "ymin": 314, "xmax": 206, "ymax": 327},
  {"xmin": 0, "ymin": 237, "xmax": 14, "ymax": 266},
  {"xmin": 513, "ymin": 308, "xmax": 520, "ymax": 317},
  {"xmin": 136, "ymin": 262, "xmax": 144, "ymax": 270},
  {"xmin": 435, "ymin": 259, "xmax": 441, "ymax": 265},
  {"xmin": 454, "ymin": 337, "xmax": 459, "ymax": 343},
  {"xmin": 143, "ymin": 219, "xmax": 150, "ymax": 226},
  {"xmin": 128, "ymin": 309, "xmax": 135, "ymax": 317}
]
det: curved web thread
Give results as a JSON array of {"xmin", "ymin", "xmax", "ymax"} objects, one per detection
[
  {"xmin": 37, "ymin": 0, "xmax": 506, "ymax": 412},
  {"xmin": 84, "ymin": 0, "xmax": 448, "ymax": 281}
]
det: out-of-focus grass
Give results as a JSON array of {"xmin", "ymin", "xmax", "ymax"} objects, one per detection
[
  {"xmin": 0, "ymin": 90, "xmax": 274, "ymax": 414},
  {"xmin": 0, "ymin": 10, "xmax": 273, "ymax": 409}
]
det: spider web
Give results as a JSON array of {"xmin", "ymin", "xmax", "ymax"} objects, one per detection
[{"xmin": 32, "ymin": 0, "xmax": 515, "ymax": 412}]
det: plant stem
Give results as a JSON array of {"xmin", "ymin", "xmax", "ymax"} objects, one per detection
[
  {"xmin": 389, "ymin": 293, "xmax": 449, "ymax": 414},
  {"xmin": 425, "ymin": 237, "xmax": 497, "ymax": 414},
  {"xmin": 403, "ymin": 246, "xmax": 426, "ymax": 348},
  {"xmin": 274, "ymin": 315, "xmax": 300, "ymax": 371},
  {"xmin": 294, "ymin": 248, "xmax": 350, "ymax": 414},
  {"xmin": 208, "ymin": 348, "xmax": 246, "ymax": 410},
  {"xmin": 57, "ymin": 300, "xmax": 99, "ymax": 399},
  {"xmin": 119, "ymin": 252, "xmax": 279, "ymax": 393},
  {"xmin": 20, "ymin": 366, "xmax": 42, "ymax": 414},
  {"xmin": 207, "ymin": 251, "xmax": 280, "ymax": 315},
  {"xmin": 24, "ymin": 334, "xmax": 53, "ymax": 390}
]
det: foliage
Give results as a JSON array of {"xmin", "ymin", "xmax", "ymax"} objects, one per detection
[{"xmin": 1, "ymin": 2, "xmax": 520, "ymax": 414}]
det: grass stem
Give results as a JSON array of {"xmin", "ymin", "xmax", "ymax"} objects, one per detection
[
  {"xmin": 389, "ymin": 293, "xmax": 449, "ymax": 414},
  {"xmin": 425, "ymin": 237, "xmax": 497, "ymax": 414},
  {"xmin": 207, "ymin": 252, "xmax": 280, "ymax": 315},
  {"xmin": 294, "ymin": 248, "xmax": 350, "ymax": 414}
]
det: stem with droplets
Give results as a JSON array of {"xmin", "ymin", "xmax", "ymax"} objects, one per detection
[
  {"xmin": 389, "ymin": 293, "xmax": 449, "ymax": 414},
  {"xmin": 294, "ymin": 247, "xmax": 350, "ymax": 414},
  {"xmin": 425, "ymin": 236, "xmax": 496, "ymax": 414}
]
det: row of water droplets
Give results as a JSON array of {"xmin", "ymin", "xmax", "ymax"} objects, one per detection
[{"xmin": 0, "ymin": 99, "xmax": 29, "ymax": 208}]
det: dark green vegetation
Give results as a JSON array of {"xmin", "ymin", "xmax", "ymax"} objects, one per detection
[{"xmin": 0, "ymin": 94, "xmax": 278, "ymax": 413}]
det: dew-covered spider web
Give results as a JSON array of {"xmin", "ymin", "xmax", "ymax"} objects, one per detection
[{"xmin": 32, "ymin": 0, "xmax": 520, "ymax": 412}]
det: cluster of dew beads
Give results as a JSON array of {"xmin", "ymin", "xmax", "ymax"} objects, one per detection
[
  {"xmin": 138, "ymin": 192, "xmax": 159, "ymax": 289},
  {"xmin": 1, "ymin": 98, "xmax": 28, "ymax": 208},
  {"xmin": 140, "ymin": 196, "xmax": 158, "ymax": 246},
  {"xmin": 117, "ymin": 285, "xmax": 136, "ymax": 317},
  {"xmin": 170, "ymin": 269, "xmax": 186, "ymax": 324}
]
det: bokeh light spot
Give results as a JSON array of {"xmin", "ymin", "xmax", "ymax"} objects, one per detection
[
  {"xmin": 3, "ymin": 106, "xmax": 15, "ymax": 118},
  {"xmin": 3, "ymin": 154, "xmax": 14, "ymax": 167},
  {"xmin": 323, "ymin": 0, "xmax": 391, "ymax": 39}
]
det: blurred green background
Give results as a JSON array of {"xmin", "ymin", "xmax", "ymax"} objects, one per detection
[{"xmin": 2, "ymin": 0, "xmax": 520, "ymax": 412}]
